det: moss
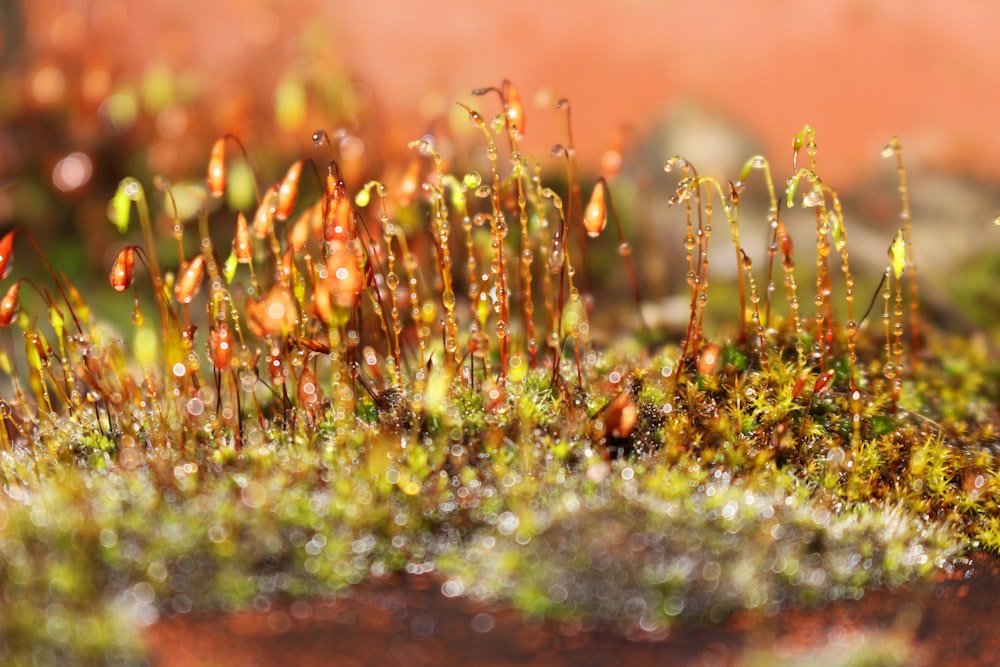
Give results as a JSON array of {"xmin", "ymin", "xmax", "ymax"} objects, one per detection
[{"xmin": 0, "ymin": 87, "xmax": 997, "ymax": 663}]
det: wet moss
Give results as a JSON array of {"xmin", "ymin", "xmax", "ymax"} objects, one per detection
[{"xmin": 0, "ymin": 89, "xmax": 997, "ymax": 664}]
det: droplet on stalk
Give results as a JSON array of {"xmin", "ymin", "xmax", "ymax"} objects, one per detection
[
  {"xmin": 889, "ymin": 229, "xmax": 907, "ymax": 280},
  {"xmin": 802, "ymin": 187, "xmax": 823, "ymax": 208},
  {"xmin": 547, "ymin": 240, "xmax": 564, "ymax": 274},
  {"xmin": 663, "ymin": 156, "xmax": 688, "ymax": 173},
  {"xmin": 132, "ymin": 296, "xmax": 143, "ymax": 326},
  {"xmin": 354, "ymin": 182, "xmax": 372, "ymax": 208}
]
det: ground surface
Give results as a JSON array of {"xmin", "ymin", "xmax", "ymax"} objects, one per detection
[{"xmin": 145, "ymin": 553, "xmax": 1000, "ymax": 667}]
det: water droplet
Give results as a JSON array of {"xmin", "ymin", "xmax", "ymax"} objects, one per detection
[
  {"xmin": 463, "ymin": 171, "xmax": 482, "ymax": 189},
  {"xmin": 663, "ymin": 156, "xmax": 688, "ymax": 173},
  {"xmin": 547, "ymin": 243, "xmax": 564, "ymax": 274},
  {"xmin": 802, "ymin": 189, "xmax": 823, "ymax": 208}
]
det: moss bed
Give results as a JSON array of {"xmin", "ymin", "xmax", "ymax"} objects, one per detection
[{"xmin": 0, "ymin": 87, "xmax": 998, "ymax": 664}]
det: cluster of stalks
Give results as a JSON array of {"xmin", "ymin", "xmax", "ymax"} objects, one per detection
[
  {"xmin": 0, "ymin": 83, "xmax": 921, "ymax": 456},
  {"xmin": 661, "ymin": 125, "xmax": 918, "ymax": 438}
]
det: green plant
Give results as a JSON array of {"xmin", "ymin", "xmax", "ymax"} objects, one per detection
[{"xmin": 0, "ymin": 83, "xmax": 996, "ymax": 663}]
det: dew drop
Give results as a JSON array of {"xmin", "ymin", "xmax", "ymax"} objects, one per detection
[
  {"xmin": 802, "ymin": 189, "xmax": 823, "ymax": 208},
  {"xmin": 463, "ymin": 171, "xmax": 482, "ymax": 189},
  {"xmin": 186, "ymin": 397, "xmax": 205, "ymax": 417},
  {"xmin": 490, "ymin": 114, "xmax": 506, "ymax": 134},
  {"xmin": 547, "ymin": 244, "xmax": 564, "ymax": 274}
]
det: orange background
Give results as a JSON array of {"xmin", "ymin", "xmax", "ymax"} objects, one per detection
[{"xmin": 12, "ymin": 0, "xmax": 1000, "ymax": 187}]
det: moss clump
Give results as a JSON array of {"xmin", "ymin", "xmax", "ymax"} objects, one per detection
[{"xmin": 0, "ymin": 84, "xmax": 997, "ymax": 663}]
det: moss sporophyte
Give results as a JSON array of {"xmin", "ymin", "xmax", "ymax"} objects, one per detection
[{"xmin": 0, "ymin": 82, "xmax": 997, "ymax": 662}]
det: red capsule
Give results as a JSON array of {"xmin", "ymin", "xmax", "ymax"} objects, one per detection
[
  {"xmin": 813, "ymin": 368, "xmax": 836, "ymax": 395},
  {"xmin": 252, "ymin": 184, "xmax": 280, "ymax": 239},
  {"xmin": 233, "ymin": 211, "xmax": 253, "ymax": 264},
  {"xmin": 0, "ymin": 230, "xmax": 16, "ymax": 280},
  {"xmin": 777, "ymin": 219, "xmax": 794, "ymax": 268},
  {"xmin": 324, "ymin": 240, "xmax": 363, "ymax": 309},
  {"xmin": 275, "ymin": 160, "xmax": 303, "ymax": 221},
  {"xmin": 0, "ymin": 281, "xmax": 21, "ymax": 327},
  {"xmin": 110, "ymin": 246, "xmax": 136, "ymax": 293},
  {"xmin": 208, "ymin": 321, "xmax": 233, "ymax": 371},
  {"xmin": 505, "ymin": 80, "xmax": 525, "ymax": 136},
  {"xmin": 247, "ymin": 285, "xmax": 298, "ymax": 338},
  {"xmin": 265, "ymin": 346, "xmax": 288, "ymax": 385},
  {"xmin": 583, "ymin": 179, "xmax": 608, "ymax": 238},
  {"xmin": 297, "ymin": 364, "xmax": 321, "ymax": 407},
  {"xmin": 174, "ymin": 254, "xmax": 206, "ymax": 305},
  {"xmin": 604, "ymin": 391, "xmax": 637, "ymax": 439},
  {"xmin": 697, "ymin": 342, "xmax": 722, "ymax": 376},
  {"xmin": 207, "ymin": 138, "xmax": 226, "ymax": 198}
]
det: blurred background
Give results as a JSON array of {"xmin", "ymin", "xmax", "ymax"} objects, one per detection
[{"xmin": 1, "ymin": 0, "xmax": 999, "ymax": 328}]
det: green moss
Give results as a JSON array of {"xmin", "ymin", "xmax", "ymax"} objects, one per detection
[{"xmin": 0, "ymin": 91, "xmax": 997, "ymax": 664}]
